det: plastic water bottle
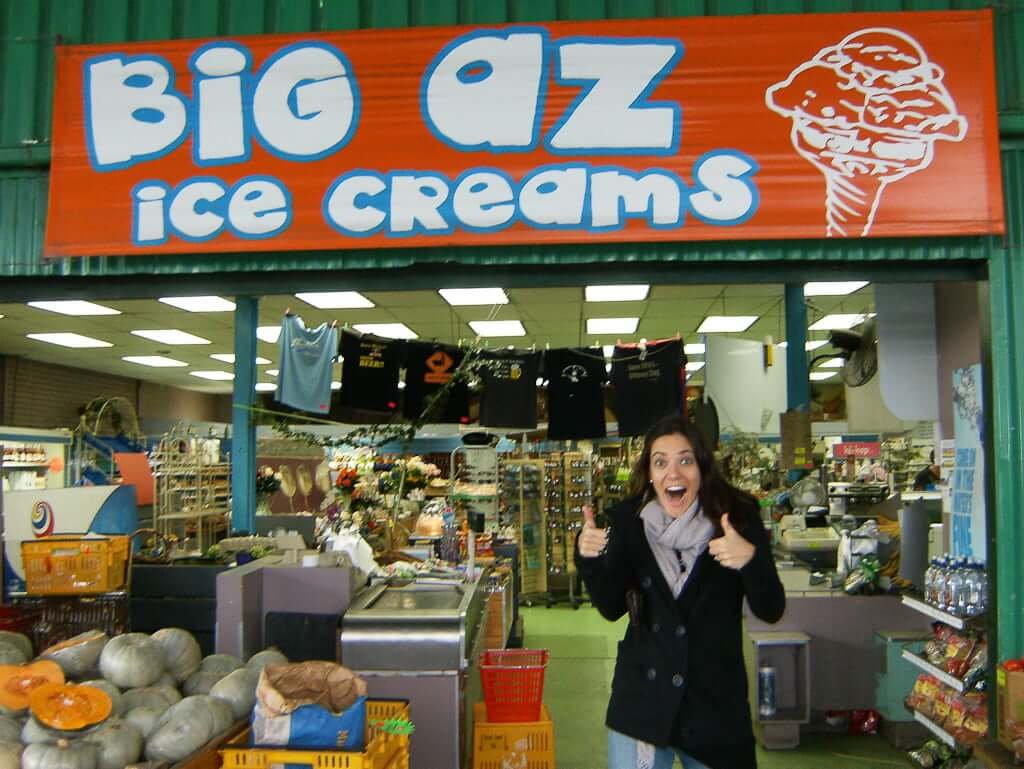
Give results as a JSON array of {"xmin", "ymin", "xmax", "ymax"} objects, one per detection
[
  {"xmin": 925, "ymin": 559, "xmax": 941, "ymax": 605},
  {"xmin": 977, "ymin": 563, "xmax": 989, "ymax": 615},
  {"xmin": 946, "ymin": 557, "xmax": 966, "ymax": 617},
  {"xmin": 933, "ymin": 556, "xmax": 950, "ymax": 610},
  {"xmin": 954, "ymin": 559, "xmax": 973, "ymax": 617}
]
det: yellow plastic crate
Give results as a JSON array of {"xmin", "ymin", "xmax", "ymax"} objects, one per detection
[
  {"xmin": 21, "ymin": 536, "xmax": 130, "ymax": 595},
  {"xmin": 472, "ymin": 701, "xmax": 554, "ymax": 769},
  {"xmin": 220, "ymin": 700, "xmax": 409, "ymax": 769}
]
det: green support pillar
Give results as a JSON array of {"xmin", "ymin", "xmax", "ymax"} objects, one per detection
[
  {"xmin": 784, "ymin": 284, "xmax": 810, "ymax": 413},
  {"xmin": 231, "ymin": 296, "xmax": 259, "ymax": 534},
  {"xmin": 988, "ymin": 248, "xmax": 1024, "ymax": 661}
]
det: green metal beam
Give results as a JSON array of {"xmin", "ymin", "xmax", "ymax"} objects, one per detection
[{"xmin": 230, "ymin": 296, "xmax": 258, "ymax": 535}]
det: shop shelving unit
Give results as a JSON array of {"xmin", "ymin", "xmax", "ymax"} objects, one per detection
[
  {"xmin": 900, "ymin": 592, "xmax": 987, "ymax": 752},
  {"xmin": 151, "ymin": 425, "xmax": 231, "ymax": 552},
  {"xmin": 499, "ymin": 459, "xmax": 547, "ymax": 601},
  {"xmin": 544, "ymin": 452, "xmax": 591, "ymax": 608},
  {"xmin": 542, "ymin": 453, "xmax": 568, "ymax": 599},
  {"xmin": 450, "ymin": 445, "xmax": 499, "ymax": 533}
]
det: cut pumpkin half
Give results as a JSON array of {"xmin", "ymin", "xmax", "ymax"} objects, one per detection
[
  {"xmin": 28, "ymin": 682, "xmax": 112, "ymax": 731},
  {"xmin": 0, "ymin": 660, "xmax": 64, "ymax": 713}
]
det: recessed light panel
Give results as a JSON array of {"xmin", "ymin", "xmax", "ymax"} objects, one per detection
[
  {"xmin": 777, "ymin": 340, "xmax": 829, "ymax": 350},
  {"xmin": 804, "ymin": 281, "xmax": 869, "ymax": 296},
  {"xmin": 352, "ymin": 323, "xmax": 418, "ymax": 339},
  {"xmin": 257, "ymin": 326, "xmax": 281, "ymax": 344},
  {"xmin": 131, "ymin": 329, "xmax": 211, "ymax": 345},
  {"xmin": 122, "ymin": 356, "xmax": 188, "ymax": 367},
  {"xmin": 685, "ymin": 361, "xmax": 706, "ymax": 372},
  {"xmin": 810, "ymin": 371, "xmax": 838, "ymax": 381},
  {"xmin": 27, "ymin": 333, "xmax": 113, "ymax": 348},
  {"xmin": 158, "ymin": 296, "xmax": 235, "ymax": 312},
  {"xmin": 28, "ymin": 300, "xmax": 121, "ymax": 316},
  {"xmin": 684, "ymin": 343, "xmax": 705, "ymax": 355},
  {"xmin": 808, "ymin": 314, "xmax": 865, "ymax": 331},
  {"xmin": 585, "ymin": 285, "xmax": 650, "ymax": 302},
  {"xmin": 468, "ymin": 320, "xmax": 526, "ymax": 337},
  {"xmin": 190, "ymin": 370, "xmax": 235, "ymax": 381},
  {"xmin": 696, "ymin": 316, "xmax": 758, "ymax": 333},
  {"xmin": 255, "ymin": 383, "xmax": 277, "ymax": 392},
  {"xmin": 295, "ymin": 291, "xmax": 375, "ymax": 309},
  {"xmin": 439, "ymin": 288, "xmax": 509, "ymax": 306},
  {"xmin": 265, "ymin": 369, "xmax": 279, "ymax": 377},
  {"xmin": 821, "ymin": 358, "xmax": 846, "ymax": 368},
  {"xmin": 210, "ymin": 354, "xmax": 271, "ymax": 365},
  {"xmin": 586, "ymin": 317, "xmax": 639, "ymax": 334}
]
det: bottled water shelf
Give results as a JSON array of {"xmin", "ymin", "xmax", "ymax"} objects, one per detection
[{"xmin": 901, "ymin": 595, "xmax": 968, "ymax": 631}]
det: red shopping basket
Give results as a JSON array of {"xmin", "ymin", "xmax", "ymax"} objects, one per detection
[{"xmin": 480, "ymin": 649, "xmax": 549, "ymax": 723}]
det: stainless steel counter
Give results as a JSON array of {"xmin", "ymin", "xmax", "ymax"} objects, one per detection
[{"xmin": 339, "ymin": 571, "xmax": 494, "ymax": 769}]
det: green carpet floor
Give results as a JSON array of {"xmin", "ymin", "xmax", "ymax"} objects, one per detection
[{"xmin": 521, "ymin": 605, "xmax": 908, "ymax": 769}]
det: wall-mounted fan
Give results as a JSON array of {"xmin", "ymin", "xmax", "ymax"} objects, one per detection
[{"xmin": 816, "ymin": 318, "xmax": 878, "ymax": 388}]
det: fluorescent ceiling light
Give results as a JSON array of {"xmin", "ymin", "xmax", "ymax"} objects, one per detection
[
  {"xmin": 821, "ymin": 358, "xmax": 846, "ymax": 368},
  {"xmin": 190, "ymin": 370, "xmax": 234, "ymax": 381},
  {"xmin": 295, "ymin": 291, "xmax": 374, "ymax": 309},
  {"xmin": 804, "ymin": 281, "xmax": 869, "ymax": 296},
  {"xmin": 810, "ymin": 371, "xmax": 838, "ymax": 381},
  {"xmin": 602, "ymin": 344, "xmax": 615, "ymax": 358},
  {"xmin": 27, "ymin": 300, "xmax": 121, "ymax": 316},
  {"xmin": 684, "ymin": 343, "xmax": 705, "ymax": 355},
  {"xmin": 685, "ymin": 361, "xmax": 705, "ymax": 372},
  {"xmin": 158, "ymin": 296, "xmax": 235, "ymax": 312},
  {"xmin": 257, "ymin": 326, "xmax": 281, "ymax": 344},
  {"xmin": 352, "ymin": 323, "xmax": 418, "ymax": 339},
  {"xmin": 209, "ymin": 354, "xmax": 271, "ymax": 365},
  {"xmin": 777, "ymin": 340, "xmax": 829, "ymax": 350},
  {"xmin": 131, "ymin": 329, "xmax": 211, "ymax": 345},
  {"xmin": 586, "ymin": 317, "xmax": 639, "ymax": 334},
  {"xmin": 439, "ymin": 288, "xmax": 509, "ymax": 306},
  {"xmin": 265, "ymin": 369, "xmax": 279, "ymax": 377},
  {"xmin": 809, "ymin": 314, "xmax": 865, "ymax": 331},
  {"xmin": 331, "ymin": 380, "xmax": 341, "ymax": 390},
  {"xmin": 697, "ymin": 315, "xmax": 758, "ymax": 333},
  {"xmin": 255, "ymin": 383, "xmax": 277, "ymax": 392},
  {"xmin": 122, "ymin": 355, "xmax": 188, "ymax": 368},
  {"xmin": 27, "ymin": 333, "xmax": 112, "ymax": 348},
  {"xmin": 468, "ymin": 320, "xmax": 526, "ymax": 337},
  {"xmin": 585, "ymin": 284, "xmax": 649, "ymax": 302}
]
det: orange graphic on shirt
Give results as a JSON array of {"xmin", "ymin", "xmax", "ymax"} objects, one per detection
[{"xmin": 424, "ymin": 351, "xmax": 455, "ymax": 384}]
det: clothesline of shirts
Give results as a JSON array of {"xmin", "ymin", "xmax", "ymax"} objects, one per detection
[{"xmin": 274, "ymin": 318, "xmax": 689, "ymax": 439}]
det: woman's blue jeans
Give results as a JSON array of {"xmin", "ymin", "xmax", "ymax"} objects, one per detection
[{"xmin": 608, "ymin": 729, "xmax": 713, "ymax": 769}]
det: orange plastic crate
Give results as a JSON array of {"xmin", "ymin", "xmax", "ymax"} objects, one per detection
[
  {"xmin": 21, "ymin": 536, "xmax": 129, "ymax": 595},
  {"xmin": 219, "ymin": 699, "xmax": 409, "ymax": 769},
  {"xmin": 472, "ymin": 701, "xmax": 554, "ymax": 769},
  {"xmin": 480, "ymin": 649, "xmax": 549, "ymax": 723}
]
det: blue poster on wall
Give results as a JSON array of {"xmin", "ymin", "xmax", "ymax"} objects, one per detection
[{"xmin": 950, "ymin": 364, "xmax": 986, "ymax": 563}]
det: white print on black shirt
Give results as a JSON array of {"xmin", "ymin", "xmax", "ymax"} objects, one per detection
[{"xmin": 562, "ymin": 364, "xmax": 588, "ymax": 383}]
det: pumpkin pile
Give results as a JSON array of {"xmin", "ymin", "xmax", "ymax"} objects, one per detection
[{"xmin": 0, "ymin": 628, "xmax": 287, "ymax": 768}]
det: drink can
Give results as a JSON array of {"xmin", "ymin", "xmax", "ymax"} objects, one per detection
[{"xmin": 758, "ymin": 666, "xmax": 777, "ymax": 718}]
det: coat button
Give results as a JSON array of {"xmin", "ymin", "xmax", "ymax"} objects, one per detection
[
  {"xmin": 646, "ymin": 668, "xmax": 657, "ymax": 681},
  {"xmin": 672, "ymin": 674, "xmax": 684, "ymax": 688},
  {"xmin": 642, "ymin": 576, "xmax": 652, "ymax": 589},
  {"xmin": 675, "ymin": 625, "xmax": 686, "ymax": 637},
  {"xmin": 652, "ymin": 623, "xmax": 661, "ymax": 633}
]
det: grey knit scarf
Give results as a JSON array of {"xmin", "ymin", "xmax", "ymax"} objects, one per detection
[{"xmin": 640, "ymin": 498, "xmax": 714, "ymax": 597}]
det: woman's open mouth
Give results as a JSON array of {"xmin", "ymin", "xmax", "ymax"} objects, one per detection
[{"xmin": 665, "ymin": 485, "xmax": 688, "ymax": 503}]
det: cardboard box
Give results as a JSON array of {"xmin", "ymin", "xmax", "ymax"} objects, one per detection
[{"xmin": 997, "ymin": 667, "xmax": 1024, "ymax": 749}]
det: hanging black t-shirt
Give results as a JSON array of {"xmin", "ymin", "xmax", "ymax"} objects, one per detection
[
  {"xmin": 544, "ymin": 347, "xmax": 607, "ymax": 440},
  {"xmin": 611, "ymin": 338, "xmax": 685, "ymax": 437},
  {"xmin": 339, "ymin": 330, "xmax": 402, "ymax": 412},
  {"xmin": 402, "ymin": 341, "xmax": 470, "ymax": 423},
  {"xmin": 477, "ymin": 350, "xmax": 541, "ymax": 429}
]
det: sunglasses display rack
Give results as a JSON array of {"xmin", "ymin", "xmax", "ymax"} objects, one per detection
[{"xmin": 498, "ymin": 458, "xmax": 548, "ymax": 603}]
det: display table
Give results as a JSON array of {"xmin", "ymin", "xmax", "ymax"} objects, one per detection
[{"xmin": 744, "ymin": 565, "xmax": 931, "ymax": 715}]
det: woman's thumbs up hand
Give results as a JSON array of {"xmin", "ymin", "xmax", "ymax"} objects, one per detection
[
  {"xmin": 708, "ymin": 513, "xmax": 755, "ymax": 570},
  {"xmin": 578, "ymin": 505, "xmax": 609, "ymax": 558}
]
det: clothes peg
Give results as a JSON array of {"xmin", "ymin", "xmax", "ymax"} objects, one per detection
[{"xmin": 284, "ymin": 306, "xmax": 292, "ymax": 316}]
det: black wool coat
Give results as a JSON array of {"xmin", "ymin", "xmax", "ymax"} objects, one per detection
[{"xmin": 575, "ymin": 494, "xmax": 785, "ymax": 769}]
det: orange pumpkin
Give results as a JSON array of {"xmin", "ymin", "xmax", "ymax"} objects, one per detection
[
  {"xmin": 0, "ymin": 660, "xmax": 64, "ymax": 713},
  {"xmin": 28, "ymin": 682, "xmax": 112, "ymax": 731}
]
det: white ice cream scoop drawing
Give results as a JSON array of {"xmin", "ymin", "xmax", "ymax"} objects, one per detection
[{"xmin": 766, "ymin": 28, "xmax": 967, "ymax": 237}]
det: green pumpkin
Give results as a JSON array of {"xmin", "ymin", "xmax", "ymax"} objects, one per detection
[
  {"xmin": 22, "ymin": 740, "xmax": 98, "ymax": 769},
  {"xmin": 83, "ymin": 718, "xmax": 144, "ymax": 769},
  {"xmin": 150, "ymin": 628, "xmax": 202, "ymax": 683},
  {"xmin": 98, "ymin": 634, "xmax": 165, "ymax": 689}
]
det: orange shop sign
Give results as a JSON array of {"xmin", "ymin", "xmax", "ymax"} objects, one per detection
[{"xmin": 44, "ymin": 10, "xmax": 1003, "ymax": 258}]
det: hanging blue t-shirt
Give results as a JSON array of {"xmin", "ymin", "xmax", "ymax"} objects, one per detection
[{"xmin": 276, "ymin": 315, "xmax": 338, "ymax": 414}]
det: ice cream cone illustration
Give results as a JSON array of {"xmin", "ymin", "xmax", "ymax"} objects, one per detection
[{"xmin": 766, "ymin": 28, "xmax": 967, "ymax": 237}]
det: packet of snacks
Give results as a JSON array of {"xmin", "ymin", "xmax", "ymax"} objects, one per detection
[
  {"xmin": 931, "ymin": 684, "xmax": 955, "ymax": 725},
  {"xmin": 907, "ymin": 674, "xmax": 939, "ymax": 717},
  {"xmin": 944, "ymin": 633, "xmax": 977, "ymax": 679},
  {"xmin": 956, "ymin": 695, "xmax": 988, "ymax": 744}
]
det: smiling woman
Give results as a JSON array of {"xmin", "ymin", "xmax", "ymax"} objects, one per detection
[{"xmin": 576, "ymin": 413, "xmax": 785, "ymax": 769}]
